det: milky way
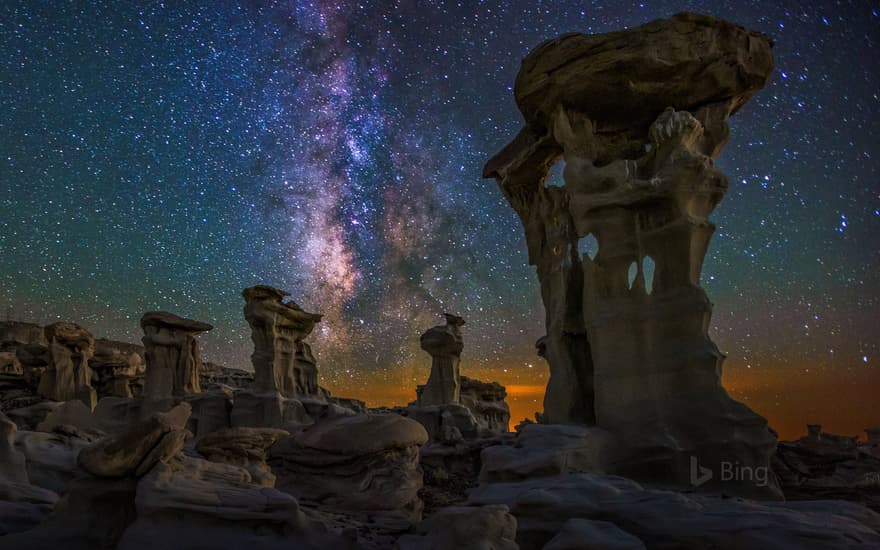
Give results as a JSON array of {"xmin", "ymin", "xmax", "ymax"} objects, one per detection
[{"xmin": 1, "ymin": 1, "xmax": 877, "ymax": 436}]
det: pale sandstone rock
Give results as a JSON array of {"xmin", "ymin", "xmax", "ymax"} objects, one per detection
[
  {"xmin": 469, "ymin": 473, "xmax": 880, "ymax": 550},
  {"xmin": 270, "ymin": 413, "xmax": 428, "ymax": 527},
  {"xmin": 90, "ymin": 339, "xmax": 145, "ymax": 398},
  {"xmin": 77, "ymin": 402, "xmax": 191, "ymax": 477},
  {"xmin": 418, "ymin": 313, "xmax": 465, "ymax": 405},
  {"xmin": 0, "ymin": 481, "xmax": 59, "ymax": 536},
  {"xmin": 0, "ymin": 476, "xmax": 138, "ymax": 549},
  {"xmin": 480, "ymin": 423, "xmax": 620, "ymax": 484},
  {"xmin": 196, "ymin": 427, "xmax": 289, "ymax": 487},
  {"xmin": 242, "ymin": 285, "xmax": 323, "ymax": 397},
  {"xmin": 406, "ymin": 403, "xmax": 480, "ymax": 442},
  {"xmin": 35, "ymin": 399, "xmax": 98, "ymax": 433},
  {"xmin": 38, "ymin": 322, "xmax": 96, "ymax": 408},
  {"xmin": 230, "ymin": 388, "xmax": 312, "ymax": 429},
  {"xmin": 483, "ymin": 13, "xmax": 778, "ymax": 498},
  {"xmin": 5, "ymin": 400, "xmax": 61, "ymax": 430},
  {"xmin": 140, "ymin": 312, "xmax": 212, "ymax": 401},
  {"xmin": 459, "ymin": 375, "xmax": 511, "ymax": 434},
  {"xmin": 116, "ymin": 456, "xmax": 351, "ymax": 550},
  {"xmin": 396, "ymin": 504, "xmax": 519, "ymax": 550},
  {"xmin": 0, "ymin": 351, "xmax": 22, "ymax": 375},
  {"xmin": 13, "ymin": 428, "xmax": 92, "ymax": 493},
  {"xmin": 0, "ymin": 412, "xmax": 28, "ymax": 484}
]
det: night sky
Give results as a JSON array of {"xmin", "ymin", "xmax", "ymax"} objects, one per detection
[{"xmin": 1, "ymin": 1, "xmax": 877, "ymax": 438}]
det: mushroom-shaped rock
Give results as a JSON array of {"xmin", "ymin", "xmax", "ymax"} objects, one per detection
[
  {"xmin": 483, "ymin": 13, "xmax": 778, "ymax": 499},
  {"xmin": 140, "ymin": 312, "xmax": 212, "ymax": 400},
  {"xmin": 242, "ymin": 285, "xmax": 323, "ymax": 397},
  {"xmin": 418, "ymin": 313, "xmax": 465, "ymax": 406},
  {"xmin": 195, "ymin": 427, "xmax": 289, "ymax": 487},
  {"xmin": 269, "ymin": 413, "xmax": 428, "ymax": 527},
  {"xmin": 515, "ymin": 13, "xmax": 774, "ymax": 135},
  {"xmin": 77, "ymin": 402, "xmax": 191, "ymax": 478},
  {"xmin": 38, "ymin": 322, "xmax": 96, "ymax": 408}
]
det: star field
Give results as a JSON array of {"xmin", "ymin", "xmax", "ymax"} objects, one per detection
[{"xmin": 1, "ymin": 1, "xmax": 877, "ymax": 437}]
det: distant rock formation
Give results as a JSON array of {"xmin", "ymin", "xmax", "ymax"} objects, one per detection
[
  {"xmin": 198, "ymin": 361, "xmax": 254, "ymax": 391},
  {"xmin": 140, "ymin": 311, "xmax": 212, "ymax": 401},
  {"xmin": 774, "ymin": 425, "xmax": 880, "ymax": 510},
  {"xmin": 408, "ymin": 314, "xmax": 511, "ymax": 444},
  {"xmin": 90, "ymin": 339, "xmax": 145, "ymax": 398},
  {"xmin": 38, "ymin": 322, "xmax": 96, "ymax": 409},
  {"xmin": 418, "ymin": 313, "xmax": 465, "ymax": 406},
  {"xmin": 459, "ymin": 375, "xmax": 510, "ymax": 434},
  {"xmin": 242, "ymin": 285, "xmax": 323, "ymax": 398},
  {"xmin": 483, "ymin": 12, "xmax": 778, "ymax": 498}
]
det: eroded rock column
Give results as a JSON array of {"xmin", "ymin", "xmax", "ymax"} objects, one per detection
[
  {"xmin": 141, "ymin": 311, "xmax": 212, "ymax": 400},
  {"xmin": 418, "ymin": 313, "xmax": 465, "ymax": 406},
  {"xmin": 484, "ymin": 13, "xmax": 779, "ymax": 498},
  {"xmin": 38, "ymin": 322, "xmax": 96, "ymax": 408},
  {"xmin": 242, "ymin": 285, "xmax": 323, "ymax": 398}
]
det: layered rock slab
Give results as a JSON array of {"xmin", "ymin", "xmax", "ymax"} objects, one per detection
[{"xmin": 469, "ymin": 473, "xmax": 880, "ymax": 550}]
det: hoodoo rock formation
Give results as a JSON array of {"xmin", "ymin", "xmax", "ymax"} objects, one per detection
[
  {"xmin": 483, "ymin": 12, "xmax": 779, "ymax": 497},
  {"xmin": 418, "ymin": 313, "xmax": 465, "ymax": 406},
  {"xmin": 38, "ymin": 323, "xmax": 96, "ymax": 409},
  {"xmin": 408, "ymin": 314, "xmax": 511, "ymax": 443},
  {"xmin": 90, "ymin": 339, "xmax": 145, "ymax": 399},
  {"xmin": 242, "ymin": 285, "xmax": 323, "ymax": 398},
  {"xmin": 140, "ymin": 312, "xmax": 212, "ymax": 401}
]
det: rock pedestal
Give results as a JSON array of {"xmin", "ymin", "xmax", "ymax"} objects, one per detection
[
  {"xmin": 483, "ymin": 13, "xmax": 778, "ymax": 498},
  {"xmin": 418, "ymin": 314, "xmax": 465, "ymax": 406},
  {"xmin": 37, "ymin": 322, "xmax": 96, "ymax": 409},
  {"xmin": 140, "ymin": 312, "xmax": 212, "ymax": 401},
  {"xmin": 242, "ymin": 286, "xmax": 323, "ymax": 398}
]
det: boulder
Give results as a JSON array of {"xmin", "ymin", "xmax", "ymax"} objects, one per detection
[
  {"xmin": 270, "ymin": 413, "xmax": 428, "ymax": 527},
  {"xmin": 480, "ymin": 423, "xmax": 621, "ymax": 484},
  {"xmin": 77, "ymin": 402, "xmax": 191, "ymax": 478},
  {"xmin": 196, "ymin": 427, "xmax": 289, "ymax": 487},
  {"xmin": 117, "ymin": 456, "xmax": 352, "ymax": 550},
  {"xmin": 469, "ymin": 473, "xmax": 880, "ymax": 550},
  {"xmin": 396, "ymin": 504, "xmax": 518, "ymax": 550},
  {"xmin": 14, "ymin": 429, "xmax": 92, "ymax": 493}
]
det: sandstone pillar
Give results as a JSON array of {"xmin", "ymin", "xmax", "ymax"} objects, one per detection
[
  {"xmin": 38, "ymin": 322, "xmax": 96, "ymax": 408},
  {"xmin": 242, "ymin": 285, "xmax": 322, "ymax": 398},
  {"xmin": 418, "ymin": 313, "xmax": 465, "ymax": 406},
  {"xmin": 140, "ymin": 312, "xmax": 212, "ymax": 400},
  {"xmin": 483, "ymin": 13, "xmax": 779, "ymax": 498}
]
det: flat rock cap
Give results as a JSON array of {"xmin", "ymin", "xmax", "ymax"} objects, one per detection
[
  {"xmin": 515, "ymin": 12, "xmax": 774, "ymax": 131},
  {"xmin": 140, "ymin": 311, "xmax": 213, "ymax": 332}
]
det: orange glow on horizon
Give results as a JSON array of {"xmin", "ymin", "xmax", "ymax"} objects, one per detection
[{"xmin": 324, "ymin": 357, "xmax": 879, "ymax": 441}]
